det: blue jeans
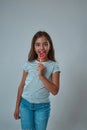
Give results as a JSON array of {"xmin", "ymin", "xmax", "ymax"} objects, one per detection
[{"xmin": 20, "ymin": 98, "xmax": 50, "ymax": 130}]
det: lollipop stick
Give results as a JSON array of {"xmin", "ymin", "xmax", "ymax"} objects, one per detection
[
  {"xmin": 39, "ymin": 53, "xmax": 46, "ymax": 63},
  {"xmin": 40, "ymin": 58, "xmax": 41, "ymax": 62}
]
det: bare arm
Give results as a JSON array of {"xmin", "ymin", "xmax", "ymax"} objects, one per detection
[
  {"xmin": 14, "ymin": 71, "xmax": 28, "ymax": 119},
  {"xmin": 39, "ymin": 72, "xmax": 60, "ymax": 95},
  {"xmin": 38, "ymin": 63, "xmax": 60, "ymax": 95}
]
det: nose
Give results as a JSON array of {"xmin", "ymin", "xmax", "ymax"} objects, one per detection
[{"xmin": 40, "ymin": 44, "xmax": 44, "ymax": 50}]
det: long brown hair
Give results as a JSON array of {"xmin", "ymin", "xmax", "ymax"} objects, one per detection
[{"xmin": 28, "ymin": 31, "xmax": 56, "ymax": 61}]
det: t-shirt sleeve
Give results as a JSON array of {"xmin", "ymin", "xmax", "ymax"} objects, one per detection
[
  {"xmin": 23, "ymin": 61, "xmax": 29, "ymax": 72},
  {"xmin": 52, "ymin": 62, "xmax": 61, "ymax": 73}
]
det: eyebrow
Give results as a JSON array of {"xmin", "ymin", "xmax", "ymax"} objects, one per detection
[{"xmin": 35, "ymin": 41, "xmax": 48, "ymax": 44}]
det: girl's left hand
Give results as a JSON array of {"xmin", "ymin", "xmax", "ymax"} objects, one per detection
[{"xmin": 37, "ymin": 63, "xmax": 46, "ymax": 77}]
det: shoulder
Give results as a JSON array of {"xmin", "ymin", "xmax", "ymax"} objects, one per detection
[
  {"xmin": 49, "ymin": 60, "xmax": 61, "ymax": 73},
  {"xmin": 48, "ymin": 60, "xmax": 59, "ymax": 66},
  {"xmin": 23, "ymin": 60, "xmax": 35, "ymax": 66},
  {"xmin": 23, "ymin": 60, "xmax": 35, "ymax": 71}
]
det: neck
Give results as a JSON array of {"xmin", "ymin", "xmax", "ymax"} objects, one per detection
[{"xmin": 37, "ymin": 57, "xmax": 49, "ymax": 62}]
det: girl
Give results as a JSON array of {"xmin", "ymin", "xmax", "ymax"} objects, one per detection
[{"xmin": 14, "ymin": 31, "xmax": 60, "ymax": 130}]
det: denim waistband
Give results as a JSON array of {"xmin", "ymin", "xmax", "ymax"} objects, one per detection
[{"xmin": 20, "ymin": 97, "xmax": 50, "ymax": 110}]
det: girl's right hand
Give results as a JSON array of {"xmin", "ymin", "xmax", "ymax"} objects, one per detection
[
  {"xmin": 37, "ymin": 63, "xmax": 46, "ymax": 77},
  {"xmin": 14, "ymin": 107, "xmax": 20, "ymax": 120}
]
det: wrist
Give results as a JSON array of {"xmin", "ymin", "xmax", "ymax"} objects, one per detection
[
  {"xmin": 15, "ymin": 104, "xmax": 19, "ymax": 109},
  {"xmin": 16, "ymin": 101, "xmax": 20, "ymax": 108},
  {"xmin": 39, "ymin": 74, "xmax": 45, "ymax": 79}
]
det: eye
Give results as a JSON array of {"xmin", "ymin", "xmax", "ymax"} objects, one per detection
[
  {"xmin": 35, "ymin": 42, "xmax": 40, "ymax": 47},
  {"xmin": 43, "ymin": 42, "xmax": 48, "ymax": 46}
]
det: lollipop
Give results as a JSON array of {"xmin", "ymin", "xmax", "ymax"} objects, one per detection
[{"xmin": 39, "ymin": 52, "xmax": 46, "ymax": 62}]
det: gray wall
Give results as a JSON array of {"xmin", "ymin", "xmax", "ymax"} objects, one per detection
[{"xmin": 0, "ymin": 0, "xmax": 87, "ymax": 130}]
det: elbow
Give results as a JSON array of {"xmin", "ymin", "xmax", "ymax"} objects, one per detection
[
  {"xmin": 52, "ymin": 86, "xmax": 59, "ymax": 96},
  {"xmin": 52, "ymin": 90, "xmax": 58, "ymax": 96}
]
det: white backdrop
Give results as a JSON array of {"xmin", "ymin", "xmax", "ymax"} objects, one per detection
[{"xmin": 0, "ymin": 0, "xmax": 87, "ymax": 130}]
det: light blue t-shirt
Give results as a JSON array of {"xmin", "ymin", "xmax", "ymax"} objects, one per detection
[{"xmin": 22, "ymin": 60, "xmax": 60, "ymax": 103}]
